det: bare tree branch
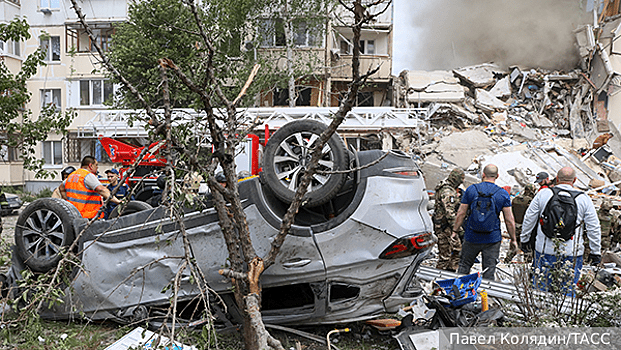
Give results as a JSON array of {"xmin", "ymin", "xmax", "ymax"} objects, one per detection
[
  {"xmin": 317, "ymin": 151, "xmax": 389, "ymax": 175},
  {"xmin": 233, "ymin": 64, "xmax": 262, "ymax": 105}
]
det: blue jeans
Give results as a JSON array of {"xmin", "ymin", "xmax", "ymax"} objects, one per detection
[
  {"xmin": 533, "ymin": 251, "xmax": 582, "ymax": 296},
  {"xmin": 458, "ymin": 241, "xmax": 501, "ymax": 281}
]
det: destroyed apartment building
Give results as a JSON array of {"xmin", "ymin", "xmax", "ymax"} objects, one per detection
[{"xmin": 388, "ymin": 6, "xmax": 621, "ymax": 195}]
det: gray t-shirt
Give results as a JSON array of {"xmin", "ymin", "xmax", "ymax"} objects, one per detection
[{"xmin": 66, "ymin": 172, "xmax": 103, "ymax": 191}]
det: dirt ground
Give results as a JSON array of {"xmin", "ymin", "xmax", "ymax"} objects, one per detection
[
  {"xmin": 1, "ymin": 211, "xmax": 17, "ymax": 245},
  {"xmin": 1, "ymin": 211, "xmax": 18, "ymax": 276}
]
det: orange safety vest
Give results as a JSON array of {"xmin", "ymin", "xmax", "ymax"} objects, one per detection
[{"xmin": 65, "ymin": 168, "xmax": 103, "ymax": 219}]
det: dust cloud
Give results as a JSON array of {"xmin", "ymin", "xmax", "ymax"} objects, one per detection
[{"xmin": 405, "ymin": 0, "xmax": 591, "ymax": 71}]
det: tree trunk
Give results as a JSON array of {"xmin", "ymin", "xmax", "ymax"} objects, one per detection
[{"xmin": 283, "ymin": 1, "xmax": 296, "ymax": 107}]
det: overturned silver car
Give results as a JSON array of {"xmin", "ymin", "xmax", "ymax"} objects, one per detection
[{"xmin": 4, "ymin": 120, "xmax": 435, "ymax": 327}]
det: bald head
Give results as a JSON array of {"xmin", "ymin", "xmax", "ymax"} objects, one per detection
[
  {"xmin": 482, "ymin": 164, "xmax": 499, "ymax": 181},
  {"xmin": 557, "ymin": 167, "xmax": 576, "ymax": 184}
]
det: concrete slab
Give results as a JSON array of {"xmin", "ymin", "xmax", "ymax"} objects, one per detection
[
  {"xmin": 489, "ymin": 76, "xmax": 511, "ymax": 99},
  {"xmin": 476, "ymin": 88, "xmax": 508, "ymax": 111},
  {"xmin": 453, "ymin": 63, "xmax": 504, "ymax": 88},
  {"xmin": 435, "ymin": 130, "xmax": 494, "ymax": 169}
]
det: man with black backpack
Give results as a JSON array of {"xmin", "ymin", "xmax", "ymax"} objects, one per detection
[
  {"xmin": 521, "ymin": 166, "xmax": 601, "ymax": 293},
  {"xmin": 452, "ymin": 164, "xmax": 518, "ymax": 280}
]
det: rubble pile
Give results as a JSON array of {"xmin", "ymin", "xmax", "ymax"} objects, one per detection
[
  {"xmin": 369, "ymin": 6, "xmax": 621, "ymax": 349},
  {"xmin": 397, "ymin": 64, "xmax": 591, "ymax": 133},
  {"xmin": 396, "ymin": 64, "xmax": 595, "ymax": 146},
  {"xmin": 392, "ymin": 62, "xmax": 621, "ymax": 194}
]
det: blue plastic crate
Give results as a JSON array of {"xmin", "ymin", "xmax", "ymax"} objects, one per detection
[{"xmin": 434, "ymin": 272, "xmax": 482, "ymax": 307}]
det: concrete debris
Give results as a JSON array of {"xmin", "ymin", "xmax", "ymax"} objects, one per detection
[
  {"xmin": 434, "ymin": 130, "xmax": 494, "ymax": 169},
  {"xmin": 105, "ymin": 327, "xmax": 196, "ymax": 350},
  {"xmin": 399, "ymin": 70, "xmax": 466, "ymax": 104},
  {"xmin": 507, "ymin": 120, "xmax": 537, "ymax": 142},
  {"xmin": 453, "ymin": 63, "xmax": 502, "ymax": 88},
  {"xmin": 475, "ymin": 88, "xmax": 507, "ymax": 111},
  {"xmin": 489, "ymin": 76, "xmax": 511, "ymax": 99},
  {"xmin": 396, "ymin": 63, "xmax": 597, "ymax": 149}
]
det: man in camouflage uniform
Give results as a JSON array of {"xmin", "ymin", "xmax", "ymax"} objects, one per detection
[
  {"xmin": 505, "ymin": 183, "xmax": 537, "ymax": 263},
  {"xmin": 434, "ymin": 168, "xmax": 465, "ymax": 272},
  {"xmin": 585, "ymin": 199, "xmax": 613, "ymax": 261},
  {"xmin": 610, "ymin": 207, "xmax": 621, "ymax": 251}
]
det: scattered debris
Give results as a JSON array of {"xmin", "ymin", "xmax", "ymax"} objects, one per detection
[{"xmin": 104, "ymin": 327, "xmax": 196, "ymax": 350}]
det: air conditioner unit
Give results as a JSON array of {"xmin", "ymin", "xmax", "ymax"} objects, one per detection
[{"xmin": 41, "ymin": 8, "xmax": 52, "ymax": 14}]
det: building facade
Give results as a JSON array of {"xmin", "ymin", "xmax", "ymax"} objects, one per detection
[
  {"xmin": 1, "ymin": 0, "xmax": 393, "ymax": 191},
  {"xmin": 256, "ymin": 2, "xmax": 394, "ymax": 108}
]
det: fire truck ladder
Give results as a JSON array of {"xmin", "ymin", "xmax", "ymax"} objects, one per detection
[{"xmin": 77, "ymin": 107, "xmax": 429, "ymax": 138}]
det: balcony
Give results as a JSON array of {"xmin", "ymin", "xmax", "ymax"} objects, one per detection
[{"xmin": 331, "ymin": 55, "xmax": 392, "ymax": 81}]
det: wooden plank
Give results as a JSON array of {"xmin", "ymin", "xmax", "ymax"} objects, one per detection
[
  {"xmin": 595, "ymin": 100, "xmax": 608, "ymax": 120},
  {"xmin": 600, "ymin": 0, "xmax": 611, "ymax": 23},
  {"xmin": 613, "ymin": 0, "xmax": 621, "ymax": 16}
]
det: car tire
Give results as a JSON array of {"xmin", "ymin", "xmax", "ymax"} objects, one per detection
[
  {"xmin": 14, "ymin": 198, "xmax": 81, "ymax": 273},
  {"xmin": 135, "ymin": 188, "xmax": 155, "ymax": 202},
  {"xmin": 261, "ymin": 119, "xmax": 349, "ymax": 207},
  {"xmin": 109, "ymin": 200, "xmax": 153, "ymax": 219}
]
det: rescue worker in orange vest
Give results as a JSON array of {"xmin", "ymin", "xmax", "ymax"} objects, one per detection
[{"xmin": 59, "ymin": 156, "xmax": 120, "ymax": 219}]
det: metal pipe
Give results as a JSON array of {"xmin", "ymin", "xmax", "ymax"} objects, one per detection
[{"xmin": 327, "ymin": 328, "xmax": 350, "ymax": 350}]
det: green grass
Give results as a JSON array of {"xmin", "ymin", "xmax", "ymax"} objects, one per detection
[
  {"xmin": 0, "ymin": 319, "xmax": 125, "ymax": 350},
  {"xmin": 0, "ymin": 317, "xmax": 399, "ymax": 350}
]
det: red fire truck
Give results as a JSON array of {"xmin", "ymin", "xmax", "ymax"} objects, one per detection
[{"xmin": 99, "ymin": 133, "xmax": 263, "ymax": 201}]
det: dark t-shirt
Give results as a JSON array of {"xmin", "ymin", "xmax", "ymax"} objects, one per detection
[
  {"xmin": 461, "ymin": 182, "xmax": 511, "ymax": 244},
  {"xmin": 104, "ymin": 183, "xmax": 131, "ymax": 219}
]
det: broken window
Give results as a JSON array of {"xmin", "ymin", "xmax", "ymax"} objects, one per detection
[
  {"xmin": 329, "ymin": 283, "xmax": 360, "ymax": 302},
  {"xmin": 340, "ymin": 40, "xmax": 350, "ymax": 54},
  {"xmin": 357, "ymin": 91, "xmax": 374, "ymax": 106},
  {"xmin": 0, "ymin": 145, "xmax": 19, "ymax": 162},
  {"xmin": 273, "ymin": 88, "xmax": 288, "ymax": 106},
  {"xmin": 338, "ymin": 36, "xmax": 378, "ymax": 55},
  {"xmin": 272, "ymin": 86, "xmax": 312, "ymax": 106},
  {"xmin": 259, "ymin": 19, "xmax": 320, "ymax": 48},
  {"xmin": 40, "ymin": 89, "xmax": 61, "ymax": 111},
  {"xmin": 40, "ymin": 36, "xmax": 60, "ymax": 62},
  {"xmin": 262, "ymin": 283, "xmax": 315, "ymax": 310},
  {"xmin": 0, "ymin": 134, "xmax": 20, "ymax": 162},
  {"xmin": 293, "ymin": 21, "xmax": 321, "ymax": 47},
  {"xmin": 66, "ymin": 25, "xmax": 115, "ymax": 53},
  {"xmin": 80, "ymin": 80, "xmax": 113, "ymax": 106}
]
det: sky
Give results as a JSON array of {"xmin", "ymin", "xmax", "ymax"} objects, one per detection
[{"xmin": 392, "ymin": 0, "xmax": 593, "ymax": 75}]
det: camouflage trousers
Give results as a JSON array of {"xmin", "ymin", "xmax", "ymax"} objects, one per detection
[
  {"xmin": 435, "ymin": 225, "xmax": 462, "ymax": 272},
  {"xmin": 505, "ymin": 224, "xmax": 521, "ymax": 263},
  {"xmin": 505, "ymin": 224, "xmax": 533, "ymax": 264}
]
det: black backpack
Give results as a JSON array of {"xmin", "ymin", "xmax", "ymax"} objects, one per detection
[
  {"xmin": 466, "ymin": 184, "xmax": 501, "ymax": 234},
  {"xmin": 539, "ymin": 187, "xmax": 584, "ymax": 241}
]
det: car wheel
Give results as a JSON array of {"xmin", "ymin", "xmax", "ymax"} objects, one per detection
[
  {"xmin": 261, "ymin": 119, "xmax": 349, "ymax": 207},
  {"xmin": 109, "ymin": 200, "xmax": 153, "ymax": 219},
  {"xmin": 15, "ymin": 198, "xmax": 81, "ymax": 273}
]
